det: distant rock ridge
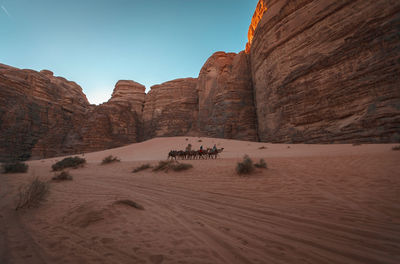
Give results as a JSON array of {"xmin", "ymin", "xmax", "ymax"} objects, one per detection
[{"xmin": 0, "ymin": 0, "xmax": 399, "ymax": 161}]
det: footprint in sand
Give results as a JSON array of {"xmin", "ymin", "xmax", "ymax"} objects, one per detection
[{"xmin": 149, "ymin": 254, "xmax": 164, "ymax": 264}]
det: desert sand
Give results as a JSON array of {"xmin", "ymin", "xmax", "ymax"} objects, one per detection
[{"xmin": 0, "ymin": 137, "xmax": 399, "ymax": 264}]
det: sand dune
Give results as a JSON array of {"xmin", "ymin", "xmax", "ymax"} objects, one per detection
[{"xmin": 1, "ymin": 137, "xmax": 399, "ymax": 263}]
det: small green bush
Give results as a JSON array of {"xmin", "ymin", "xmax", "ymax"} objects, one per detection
[
  {"xmin": 2, "ymin": 161, "xmax": 29, "ymax": 173},
  {"xmin": 16, "ymin": 177, "xmax": 49, "ymax": 210},
  {"xmin": 101, "ymin": 155, "xmax": 120, "ymax": 165},
  {"xmin": 392, "ymin": 145, "xmax": 400, "ymax": 151},
  {"xmin": 52, "ymin": 156, "xmax": 86, "ymax": 171},
  {"xmin": 132, "ymin": 164, "xmax": 152, "ymax": 173},
  {"xmin": 255, "ymin": 159, "xmax": 267, "ymax": 169},
  {"xmin": 52, "ymin": 171, "xmax": 73, "ymax": 181},
  {"xmin": 236, "ymin": 155, "xmax": 254, "ymax": 175}
]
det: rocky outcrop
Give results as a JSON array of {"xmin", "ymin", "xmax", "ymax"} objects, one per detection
[
  {"xmin": 249, "ymin": 0, "xmax": 400, "ymax": 143},
  {"xmin": 142, "ymin": 78, "xmax": 198, "ymax": 140},
  {"xmin": 1, "ymin": 0, "xmax": 399, "ymax": 160},
  {"xmin": 0, "ymin": 64, "xmax": 90, "ymax": 161},
  {"xmin": 245, "ymin": 0, "xmax": 267, "ymax": 53},
  {"xmin": 71, "ymin": 81, "xmax": 145, "ymax": 153},
  {"xmin": 197, "ymin": 51, "xmax": 258, "ymax": 141},
  {"xmin": 0, "ymin": 65, "xmax": 146, "ymax": 161},
  {"xmin": 109, "ymin": 80, "xmax": 146, "ymax": 113}
]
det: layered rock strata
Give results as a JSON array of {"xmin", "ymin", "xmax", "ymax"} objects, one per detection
[
  {"xmin": 0, "ymin": 66, "xmax": 146, "ymax": 161},
  {"xmin": 249, "ymin": 0, "xmax": 400, "ymax": 143},
  {"xmin": 1, "ymin": 0, "xmax": 400, "ymax": 160},
  {"xmin": 142, "ymin": 78, "xmax": 198, "ymax": 140},
  {"xmin": 0, "ymin": 64, "xmax": 90, "ymax": 161},
  {"xmin": 197, "ymin": 52, "xmax": 258, "ymax": 141}
]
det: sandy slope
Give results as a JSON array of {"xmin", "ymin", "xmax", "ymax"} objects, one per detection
[{"xmin": 1, "ymin": 137, "xmax": 399, "ymax": 264}]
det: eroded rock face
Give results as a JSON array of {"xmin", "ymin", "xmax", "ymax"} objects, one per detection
[
  {"xmin": 197, "ymin": 51, "xmax": 258, "ymax": 141},
  {"xmin": 0, "ymin": 64, "xmax": 90, "ymax": 161},
  {"xmin": 250, "ymin": 0, "xmax": 400, "ymax": 143},
  {"xmin": 245, "ymin": 0, "xmax": 267, "ymax": 53},
  {"xmin": 142, "ymin": 78, "xmax": 198, "ymax": 140},
  {"xmin": 109, "ymin": 80, "xmax": 146, "ymax": 113},
  {"xmin": 73, "ymin": 81, "xmax": 145, "ymax": 153},
  {"xmin": 0, "ymin": 65, "xmax": 147, "ymax": 160}
]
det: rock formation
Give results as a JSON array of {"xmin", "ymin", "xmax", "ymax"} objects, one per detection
[
  {"xmin": 0, "ymin": 64, "xmax": 90, "ymax": 161},
  {"xmin": 1, "ymin": 0, "xmax": 399, "ymax": 161},
  {"xmin": 197, "ymin": 51, "xmax": 258, "ymax": 141},
  {"xmin": 245, "ymin": 0, "xmax": 267, "ymax": 53},
  {"xmin": 249, "ymin": 0, "xmax": 400, "ymax": 143},
  {"xmin": 142, "ymin": 78, "xmax": 198, "ymax": 140},
  {"xmin": 74, "ymin": 81, "xmax": 145, "ymax": 153},
  {"xmin": 0, "ymin": 66, "xmax": 146, "ymax": 161}
]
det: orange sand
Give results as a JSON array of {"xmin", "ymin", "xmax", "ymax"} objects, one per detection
[{"xmin": 1, "ymin": 137, "xmax": 399, "ymax": 263}]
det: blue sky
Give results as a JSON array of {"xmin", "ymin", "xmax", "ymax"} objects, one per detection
[{"xmin": 0, "ymin": 0, "xmax": 258, "ymax": 104}]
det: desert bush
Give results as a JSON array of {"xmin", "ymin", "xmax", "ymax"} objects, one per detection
[
  {"xmin": 101, "ymin": 155, "xmax": 120, "ymax": 165},
  {"xmin": 2, "ymin": 161, "xmax": 29, "ymax": 173},
  {"xmin": 153, "ymin": 160, "xmax": 193, "ymax": 172},
  {"xmin": 258, "ymin": 146, "xmax": 267, "ymax": 150},
  {"xmin": 198, "ymin": 139, "xmax": 202, "ymax": 142},
  {"xmin": 132, "ymin": 164, "xmax": 152, "ymax": 173},
  {"xmin": 52, "ymin": 171, "xmax": 73, "ymax": 181},
  {"xmin": 392, "ymin": 145, "xmax": 400, "ymax": 151},
  {"xmin": 52, "ymin": 156, "xmax": 86, "ymax": 171},
  {"xmin": 236, "ymin": 155, "xmax": 254, "ymax": 175},
  {"xmin": 255, "ymin": 159, "xmax": 267, "ymax": 169},
  {"xmin": 172, "ymin": 163, "xmax": 193, "ymax": 171},
  {"xmin": 114, "ymin": 199, "xmax": 144, "ymax": 210},
  {"xmin": 16, "ymin": 177, "xmax": 49, "ymax": 210}
]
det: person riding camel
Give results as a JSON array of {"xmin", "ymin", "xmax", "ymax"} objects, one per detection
[
  {"xmin": 212, "ymin": 144, "xmax": 217, "ymax": 153},
  {"xmin": 199, "ymin": 145, "xmax": 203, "ymax": 154}
]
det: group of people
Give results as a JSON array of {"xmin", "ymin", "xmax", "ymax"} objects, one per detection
[
  {"xmin": 168, "ymin": 143, "xmax": 223, "ymax": 160},
  {"xmin": 187, "ymin": 144, "xmax": 217, "ymax": 154}
]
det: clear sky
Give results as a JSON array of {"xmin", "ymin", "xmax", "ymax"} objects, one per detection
[{"xmin": 0, "ymin": 0, "xmax": 258, "ymax": 104}]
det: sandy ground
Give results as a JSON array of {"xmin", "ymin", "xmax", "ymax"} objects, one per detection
[{"xmin": 0, "ymin": 137, "xmax": 399, "ymax": 264}]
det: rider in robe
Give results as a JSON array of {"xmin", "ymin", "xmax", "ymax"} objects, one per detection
[
  {"xmin": 212, "ymin": 144, "xmax": 217, "ymax": 153},
  {"xmin": 200, "ymin": 145, "xmax": 203, "ymax": 154}
]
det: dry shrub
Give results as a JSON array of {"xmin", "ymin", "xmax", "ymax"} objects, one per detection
[
  {"xmin": 258, "ymin": 146, "xmax": 267, "ymax": 150},
  {"xmin": 236, "ymin": 155, "xmax": 254, "ymax": 175},
  {"xmin": 16, "ymin": 177, "xmax": 49, "ymax": 210},
  {"xmin": 255, "ymin": 159, "xmax": 268, "ymax": 169},
  {"xmin": 173, "ymin": 163, "xmax": 193, "ymax": 171},
  {"xmin": 392, "ymin": 145, "xmax": 400, "ymax": 151},
  {"xmin": 101, "ymin": 155, "xmax": 120, "ymax": 165},
  {"xmin": 153, "ymin": 160, "xmax": 193, "ymax": 172},
  {"xmin": 52, "ymin": 171, "xmax": 73, "ymax": 181},
  {"xmin": 52, "ymin": 156, "xmax": 86, "ymax": 171},
  {"xmin": 2, "ymin": 162, "xmax": 29, "ymax": 173},
  {"xmin": 132, "ymin": 164, "xmax": 152, "ymax": 173},
  {"xmin": 114, "ymin": 199, "xmax": 144, "ymax": 210}
]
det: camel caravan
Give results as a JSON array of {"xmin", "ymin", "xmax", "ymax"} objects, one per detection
[{"xmin": 168, "ymin": 144, "xmax": 224, "ymax": 160}]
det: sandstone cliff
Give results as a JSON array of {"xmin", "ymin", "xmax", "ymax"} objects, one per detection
[
  {"xmin": 249, "ymin": 0, "xmax": 400, "ymax": 143},
  {"xmin": 0, "ymin": 66, "xmax": 146, "ymax": 161},
  {"xmin": 75, "ymin": 81, "xmax": 145, "ymax": 153},
  {"xmin": 197, "ymin": 51, "xmax": 258, "ymax": 141},
  {"xmin": 0, "ymin": 64, "xmax": 90, "ymax": 161},
  {"xmin": 142, "ymin": 78, "xmax": 198, "ymax": 140},
  {"xmin": 1, "ymin": 0, "xmax": 399, "ymax": 161}
]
